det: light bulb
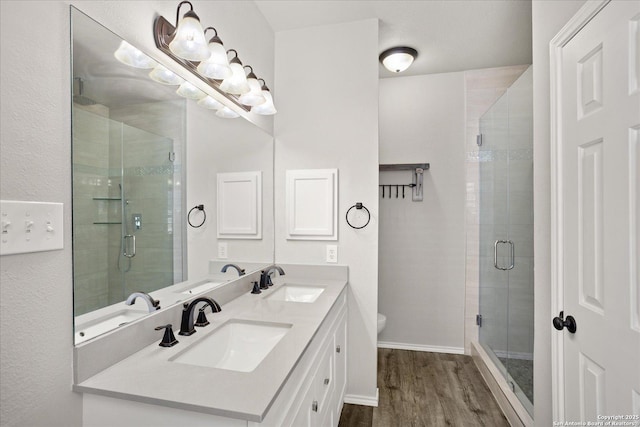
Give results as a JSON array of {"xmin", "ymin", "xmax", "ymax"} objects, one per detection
[
  {"xmin": 239, "ymin": 73, "xmax": 266, "ymax": 107},
  {"xmin": 169, "ymin": 10, "xmax": 210, "ymax": 62},
  {"xmin": 197, "ymin": 34, "xmax": 232, "ymax": 80},
  {"xmin": 252, "ymin": 90, "xmax": 277, "ymax": 115},
  {"xmin": 220, "ymin": 55, "xmax": 250, "ymax": 95}
]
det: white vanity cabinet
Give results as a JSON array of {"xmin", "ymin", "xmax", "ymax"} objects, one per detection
[
  {"xmin": 82, "ymin": 288, "xmax": 348, "ymax": 427},
  {"xmin": 254, "ymin": 291, "xmax": 347, "ymax": 427}
]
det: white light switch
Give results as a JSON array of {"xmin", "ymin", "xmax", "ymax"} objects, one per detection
[
  {"xmin": 326, "ymin": 245, "xmax": 338, "ymax": 263},
  {"xmin": 218, "ymin": 242, "xmax": 228, "ymax": 259},
  {"xmin": 1, "ymin": 200, "xmax": 64, "ymax": 255}
]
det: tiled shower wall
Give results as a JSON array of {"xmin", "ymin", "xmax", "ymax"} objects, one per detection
[
  {"xmin": 463, "ymin": 65, "xmax": 529, "ymax": 354},
  {"xmin": 73, "ymin": 101, "xmax": 184, "ymax": 315}
]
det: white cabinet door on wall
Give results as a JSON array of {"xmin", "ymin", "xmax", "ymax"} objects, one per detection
[
  {"xmin": 286, "ymin": 169, "xmax": 338, "ymax": 240},
  {"xmin": 217, "ymin": 171, "xmax": 262, "ymax": 239}
]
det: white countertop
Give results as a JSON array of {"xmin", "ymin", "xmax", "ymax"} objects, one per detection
[{"xmin": 74, "ymin": 277, "xmax": 347, "ymax": 422}]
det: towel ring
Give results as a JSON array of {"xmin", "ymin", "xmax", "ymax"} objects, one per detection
[
  {"xmin": 346, "ymin": 202, "xmax": 370, "ymax": 229},
  {"xmin": 188, "ymin": 204, "xmax": 206, "ymax": 228}
]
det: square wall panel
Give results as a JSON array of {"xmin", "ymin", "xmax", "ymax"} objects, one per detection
[
  {"xmin": 286, "ymin": 169, "xmax": 338, "ymax": 240},
  {"xmin": 217, "ymin": 171, "xmax": 262, "ymax": 239}
]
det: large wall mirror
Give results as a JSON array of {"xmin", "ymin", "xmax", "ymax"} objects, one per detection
[{"xmin": 71, "ymin": 7, "xmax": 274, "ymax": 345}]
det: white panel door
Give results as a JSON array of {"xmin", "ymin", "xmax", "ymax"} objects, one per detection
[{"xmin": 558, "ymin": 0, "xmax": 640, "ymax": 422}]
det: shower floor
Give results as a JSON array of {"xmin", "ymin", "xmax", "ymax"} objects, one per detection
[{"xmin": 498, "ymin": 357, "xmax": 534, "ymax": 404}]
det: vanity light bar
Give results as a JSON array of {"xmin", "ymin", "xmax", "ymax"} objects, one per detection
[{"xmin": 152, "ymin": 3, "xmax": 275, "ymax": 116}]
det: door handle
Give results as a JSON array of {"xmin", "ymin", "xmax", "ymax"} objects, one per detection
[
  {"xmin": 123, "ymin": 234, "xmax": 136, "ymax": 258},
  {"xmin": 552, "ymin": 311, "xmax": 577, "ymax": 333},
  {"xmin": 494, "ymin": 240, "xmax": 515, "ymax": 271}
]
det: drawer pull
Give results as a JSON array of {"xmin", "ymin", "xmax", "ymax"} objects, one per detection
[
  {"xmin": 324, "ymin": 378, "xmax": 330, "ymax": 385},
  {"xmin": 312, "ymin": 400, "xmax": 318, "ymax": 412},
  {"xmin": 336, "ymin": 345, "xmax": 341, "ymax": 353}
]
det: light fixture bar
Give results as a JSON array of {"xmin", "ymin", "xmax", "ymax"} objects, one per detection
[{"xmin": 153, "ymin": 15, "xmax": 249, "ymax": 112}]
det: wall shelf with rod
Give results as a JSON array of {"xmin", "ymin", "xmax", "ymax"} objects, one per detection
[{"xmin": 379, "ymin": 163, "xmax": 430, "ymax": 201}]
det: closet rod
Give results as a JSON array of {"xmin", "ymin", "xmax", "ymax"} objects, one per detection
[{"xmin": 379, "ymin": 163, "xmax": 430, "ymax": 171}]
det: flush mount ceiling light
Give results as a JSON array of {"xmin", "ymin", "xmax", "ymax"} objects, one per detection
[
  {"xmin": 379, "ymin": 47, "xmax": 418, "ymax": 73},
  {"xmin": 153, "ymin": 1, "xmax": 277, "ymax": 115},
  {"xmin": 169, "ymin": 1, "xmax": 210, "ymax": 62}
]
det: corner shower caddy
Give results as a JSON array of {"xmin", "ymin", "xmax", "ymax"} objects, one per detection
[{"xmin": 378, "ymin": 163, "xmax": 430, "ymax": 201}]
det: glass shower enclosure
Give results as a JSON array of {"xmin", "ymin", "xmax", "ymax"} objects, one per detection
[
  {"xmin": 72, "ymin": 106, "xmax": 181, "ymax": 316},
  {"xmin": 478, "ymin": 67, "xmax": 533, "ymax": 414}
]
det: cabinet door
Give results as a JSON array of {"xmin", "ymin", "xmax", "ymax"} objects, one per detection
[
  {"xmin": 333, "ymin": 313, "xmax": 347, "ymax": 421},
  {"xmin": 290, "ymin": 380, "xmax": 315, "ymax": 427}
]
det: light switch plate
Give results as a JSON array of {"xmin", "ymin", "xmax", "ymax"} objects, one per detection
[
  {"xmin": 326, "ymin": 244, "xmax": 338, "ymax": 263},
  {"xmin": 218, "ymin": 242, "xmax": 228, "ymax": 259},
  {"xmin": 1, "ymin": 200, "xmax": 64, "ymax": 256}
]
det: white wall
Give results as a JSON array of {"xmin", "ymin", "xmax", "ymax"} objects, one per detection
[
  {"xmin": 531, "ymin": 0, "xmax": 586, "ymax": 425},
  {"xmin": 0, "ymin": 1, "xmax": 274, "ymax": 426},
  {"xmin": 186, "ymin": 103, "xmax": 274, "ymax": 279},
  {"xmin": 378, "ymin": 72, "xmax": 466, "ymax": 352},
  {"xmin": 273, "ymin": 19, "xmax": 380, "ymax": 402}
]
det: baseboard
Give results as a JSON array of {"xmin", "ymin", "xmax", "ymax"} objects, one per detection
[
  {"xmin": 377, "ymin": 341, "xmax": 465, "ymax": 355},
  {"xmin": 344, "ymin": 389, "xmax": 379, "ymax": 407}
]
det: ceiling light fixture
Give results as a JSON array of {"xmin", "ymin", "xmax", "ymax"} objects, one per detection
[
  {"xmin": 153, "ymin": 2, "xmax": 277, "ymax": 115},
  {"xmin": 379, "ymin": 47, "xmax": 418, "ymax": 73},
  {"xmin": 168, "ymin": 1, "xmax": 210, "ymax": 62}
]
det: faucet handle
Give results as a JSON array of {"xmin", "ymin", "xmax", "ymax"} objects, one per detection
[
  {"xmin": 194, "ymin": 308, "xmax": 210, "ymax": 327},
  {"xmin": 251, "ymin": 281, "xmax": 262, "ymax": 294},
  {"xmin": 154, "ymin": 324, "xmax": 179, "ymax": 347}
]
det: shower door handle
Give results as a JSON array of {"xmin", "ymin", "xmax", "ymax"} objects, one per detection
[
  {"xmin": 494, "ymin": 240, "xmax": 515, "ymax": 271},
  {"xmin": 123, "ymin": 234, "xmax": 136, "ymax": 258}
]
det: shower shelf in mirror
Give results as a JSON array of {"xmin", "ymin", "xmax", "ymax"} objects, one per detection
[{"xmin": 92, "ymin": 197, "xmax": 121, "ymax": 201}]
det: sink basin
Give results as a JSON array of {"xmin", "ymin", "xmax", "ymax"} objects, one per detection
[
  {"xmin": 171, "ymin": 320, "xmax": 291, "ymax": 372},
  {"xmin": 267, "ymin": 284, "xmax": 325, "ymax": 303},
  {"xmin": 180, "ymin": 281, "xmax": 225, "ymax": 295},
  {"xmin": 75, "ymin": 309, "xmax": 147, "ymax": 344}
]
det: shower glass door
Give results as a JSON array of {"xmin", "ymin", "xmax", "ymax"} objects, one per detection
[
  {"xmin": 478, "ymin": 67, "xmax": 533, "ymax": 414},
  {"xmin": 73, "ymin": 107, "xmax": 178, "ymax": 315}
]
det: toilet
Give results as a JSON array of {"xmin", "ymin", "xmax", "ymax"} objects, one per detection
[{"xmin": 377, "ymin": 313, "xmax": 387, "ymax": 335}]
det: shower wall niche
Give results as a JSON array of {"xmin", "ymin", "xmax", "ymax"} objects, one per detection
[{"xmin": 477, "ymin": 67, "xmax": 533, "ymax": 414}]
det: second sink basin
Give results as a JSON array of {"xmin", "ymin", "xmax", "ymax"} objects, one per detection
[
  {"xmin": 171, "ymin": 320, "xmax": 292, "ymax": 372},
  {"xmin": 75, "ymin": 309, "xmax": 148, "ymax": 344},
  {"xmin": 267, "ymin": 284, "xmax": 325, "ymax": 303}
]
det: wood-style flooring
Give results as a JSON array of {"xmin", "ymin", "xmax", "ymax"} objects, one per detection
[{"xmin": 338, "ymin": 348, "xmax": 509, "ymax": 427}]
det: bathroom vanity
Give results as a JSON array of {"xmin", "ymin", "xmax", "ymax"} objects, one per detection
[{"xmin": 75, "ymin": 266, "xmax": 348, "ymax": 427}]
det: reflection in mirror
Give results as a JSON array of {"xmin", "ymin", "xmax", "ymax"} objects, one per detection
[
  {"xmin": 72, "ymin": 7, "xmax": 187, "ymax": 319},
  {"xmin": 71, "ymin": 7, "xmax": 274, "ymax": 345}
]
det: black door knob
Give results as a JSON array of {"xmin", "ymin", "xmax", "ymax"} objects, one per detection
[{"xmin": 552, "ymin": 311, "xmax": 577, "ymax": 334}]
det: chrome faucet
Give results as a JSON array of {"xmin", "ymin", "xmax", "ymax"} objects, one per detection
[
  {"xmin": 221, "ymin": 263, "xmax": 245, "ymax": 276},
  {"xmin": 179, "ymin": 296, "xmax": 222, "ymax": 336},
  {"xmin": 125, "ymin": 292, "xmax": 160, "ymax": 312},
  {"xmin": 259, "ymin": 266, "xmax": 285, "ymax": 289}
]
